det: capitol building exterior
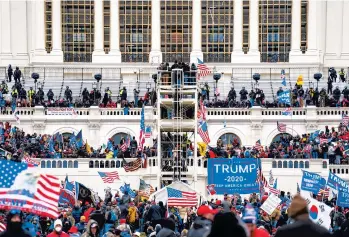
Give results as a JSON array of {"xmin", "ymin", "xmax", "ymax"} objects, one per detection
[{"xmin": 0, "ymin": 0, "xmax": 349, "ymax": 198}]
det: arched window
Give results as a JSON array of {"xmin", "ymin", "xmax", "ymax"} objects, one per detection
[
  {"xmin": 277, "ymin": 161, "xmax": 282, "ymax": 168},
  {"xmin": 272, "ymin": 160, "xmax": 277, "ymax": 168},
  {"xmin": 63, "ymin": 161, "xmax": 68, "ymax": 168},
  {"xmin": 271, "ymin": 133, "xmax": 292, "ymax": 144},
  {"xmin": 111, "ymin": 132, "xmax": 128, "ymax": 146},
  {"xmin": 305, "ymin": 161, "xmax": 310, "ymax": 169},
  {"xmin": 111, "ymin": 161, "xmax": 116, "ymax": 168},
  {"xmin": 294, "ymin": 161, "xmax": 299, "ymax": 168},
  {"xmin": 116, "ymin": 161, "xmax": 121, "ymax": 168},
  {"xmin": 47, "ymin": 161, "xmax": 51, "ymax": 168},
  {"xmin": 322, "ymin": 161, "xmax": 328, "ymax": 169},
  {"xmin": 283, "ymin": 161, "xmax": 287, "ymax": 168},
  {"xmin": 218, "ymin": 133, "xmax": 241, "ymax": 147},
  {"xmin": 288, "ymin": 161, "xmax": 293, "ymax": 168},
  {"xmin": 100, "ymin": 161, "xmax": 105, "ymax": 168},
  {"xmin": 57, "ymin": 161, "xmax": 62, "ymax": 168},
  {"xmin": 94, "ymin": 161, "xmax": 99, "ymax": 168},
  {"xmin": 68, "ymin": 161, "xmax": 73, "ymax": 168},
  {"xmin": 299, "ymin": 161, "xmax": 304, "ymax": 169},
  {"xmin": 52, "ymin": 161, "xmax": 57, "ymax": 168},
  {"xmin": 41, "ymin": 161, "xmax": 46, "ymax": 168},
  {"xmin": 74, "ymin": 161, "xmax": 78, "ymax": 168},
  {"xmin": 89, "ymin": 161, "xmax": 94, "ymax": 168},
  {"xmin": 105, "ymin": 161, "xmax": 109, "ymax": 168}
]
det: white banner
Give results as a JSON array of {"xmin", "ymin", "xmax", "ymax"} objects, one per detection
[
  {"xmin": 260, "ymin": 194, "xmax": 281, "ymax": 215},
  {"xmin": 300, "ymin": 191, "xmax": 332, "ymax": 229},
  {"xmin": 47, "ymin": 108, "xmax": 77, "ymax": 116}
]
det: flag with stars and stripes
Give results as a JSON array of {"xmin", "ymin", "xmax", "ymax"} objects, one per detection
[
  {"xmin": 0, "ymin": 222, "xmax": 5, "ymax": 233},
  {"xmin": 123, "ymin": 158, "xmax": 143, "ymax": 172},
  {"xmin": 254, "ymin": 140, "xmax": 262, "ymax": 150},
  {"xmin": 138, "ymin": 106, "xmax": 145, "ymax": 151},
  {"xmin": 277, "ymin": 121, "xmax": 286, "ymax": 133},
  {"xmin": 167, "ymin": 187, "xmax": 197, "ymax": 207},
  {"xmin": 282, "ymin": 107, "xmax": 292, "ymax": 116},
  {"xmin": 197, "ymin": 58, "xmax": 211, "ymax": 79},
  {"xmin": 342, "ymin": 114, "xmax": 349, "ymax": 126},
  {"xmin": 269, "ymin": 178, "xmax": 280, "ymax": 195},
  {"xmin": 98, "ymin": 171, "xmax": 120, "ymax": 183},
  {"xmin": 145, "ymin": 126, "xmax": 152, "ymax": 138},
  {"xmin": 139, "ymin": 179, "xmax": 155, "ymax": 199},
  {"xmin": 22, "ymin": 155, "xmax": 40, "ymax": 167},
  {"xmin": 317, "ymin": 188, "xmax": 330, "ymax": 198},
  {"xmin": 198, "ymin": 120, "xmax": 210, "ymax": 144},
  {"xmin": 0, "ymin": 160, "xmax": 60, "ymax": 218}
]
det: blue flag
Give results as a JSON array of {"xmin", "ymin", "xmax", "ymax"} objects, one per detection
[
  {"xmin": 277, "ymin": 90, "xmax": 290, "ymax": 104},
  {"xmin": 69, "ymin": 133, "xmax": 76, "ymax": 147},
  {"xmin": 281, "ymin": 69, "xmax": 287, "ymax": 86},
  {"xmin": 49, "ymin": 137, "xmax": 55, "ymax": 154},
  {"xmin": 337, "ymin": 190, "xmax": 349, "ymax": 207},
  {"xmin": 75, "ymin": 130, "xmax": 83, "ymax": 148},
  {"xmin": 301, "ymin": 170, "xmax": 326, "ymax": 193},
  {"xmin": 273, "ymin": 178, "xmax": 278, "ymax": 189},
  {"xmin": 327, "ymin": 171, "xmax": 349, "ymax": 192},
  {"xmin": 120, "ymin": 183, "xmax": 136, "ymax": 198}
]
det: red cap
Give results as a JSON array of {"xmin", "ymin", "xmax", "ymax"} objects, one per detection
[
  {"xmin": 68, "ymin": 226, "xmax": 78, "ymax": 233},
  {"xmin": 120, "ymin": 219, "xmax": 126, "ymax": 224},
  {"xmin": 197, "ymin": 205, "xmax": 219, "ymax": 216}
]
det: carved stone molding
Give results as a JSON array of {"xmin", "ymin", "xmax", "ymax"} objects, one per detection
[
  {"xmin": 306, "ymin": 123, "xmax": 318, "ymax": 130},
  {"xmin": 33, "ymin": 123, "xmax": 46, "ymax": 130},
  {"xmin": 251, "ymin": 123, "xmax": 263, "ymax": 130},
  {"xmin": 88, "ymin": 123, "xmax": 101, "ymax": 130}
]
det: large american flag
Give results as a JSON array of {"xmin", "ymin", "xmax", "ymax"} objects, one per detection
[
  {"xmin": 269, "ymin": 186, "xmax": 280, "ymax": 195},
  {"xmin": 138, "ymin": 106, "xmax": 145, "ymax": 151},
  {"xmin": 0, "ymin": 160, "xmax": 60, "ymax": 218},
  {"xmin": 167, "ymin": 187, "xmax": 197, "ymax": 207},
  {"xmin": 342, "ymin": 114, "xmax": 349, "ymax": 126},
  {"xmin": 277, "ymin": 121, "xmax": 286, "ymax": 133},
  {"xmin": 123, "ymin": 158, "xmax": 142, "ymax": 172},
  {"xmin": 0, "ymin": 222, "xmax": 5, "ymax": 233},
  {"xmin": 98, "ymin": 171, "xmax": 120, "ymax": 183},
  {"xmin": 197, "ymin": 58, "xmax": 211, "ymax": 79},
  {"xmin": 198, "ymin": 120, "xmax": 210, "ymax": 144}
]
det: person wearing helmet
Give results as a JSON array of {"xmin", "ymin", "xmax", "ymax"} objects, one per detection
[{"xmin": 0, "ymin": 210, "xmax": 31, "ymax": 237}]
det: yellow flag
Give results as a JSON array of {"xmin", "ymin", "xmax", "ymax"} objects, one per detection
[
  {"xmin": 86, "ymin": 140, "xmax": 92, "ymax": 154},
  {"xmin": 197, "ymin": 142, "xmax": 207, "ymax": 157},
  {"xmin": 296, "ymin": 75, "xmax": 304, "ymax": 85}
]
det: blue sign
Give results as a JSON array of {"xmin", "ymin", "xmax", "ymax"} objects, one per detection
[
  {"xmin": 327, "ymin": 172, "xmax": 349, "ymax": 193},
  {"xmin": 59, "ymin": 189, "xmax": 75, "ymax": 208},
  {"xmin": 301, "ymin": 170, "xmax": 326, "ymax": 193},
  {"xmin": 207, "ymin": 158, "xmax": 259, "ymax": 194},
  {"xmin": 277, "ymin": 90, "xmax": 290, "ymax": 104},
  {"xmin": 337, "ymin": 191, "xmax": 349, "ymax": 207}
]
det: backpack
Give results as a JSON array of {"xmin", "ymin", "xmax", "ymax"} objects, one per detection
[{"xmin": 110, "ymin": 211, "xmax": 117, "ymax": 222}]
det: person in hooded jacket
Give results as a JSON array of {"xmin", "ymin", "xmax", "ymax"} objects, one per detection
[
  {"xmin": 0, "ymin": 210, "xmax": 31, "ymax": 237},
  {"xmin": 89, "ymin": 206, "xmax": 106, "ymax": 230},
  {"xmin": 72, "ymin": 206, "xmax": 83, "ymax": 223},
  {"xmin": 207, "ymin": 212, "xmax": 247, "ymax": 237},
  {"xmin": 47, "ymin": 219, "xmax": 70, "ymax": 237},
  {"xmin": 81, "ymin": 219, "xmax": 100, "ymax": 237},
  {"xmin": 274, "ymin": 195, "xmax": 331, "ymax": 237},
  {"xmin": 188, "ymin": 205, "xmax": 217, "ymax": 237},
  {"xmin": 76, "ymin": 216, "xmax": 87, "ymax": 234},
  {"xmin": 156, "ymin": 218, "xmax": 177, "ymax": 237}
]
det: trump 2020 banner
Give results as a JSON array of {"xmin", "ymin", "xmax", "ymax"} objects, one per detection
[
  {"xmin": 337, "ymin": 191, "xmax": 349, "ymax": 207},
  {"xmin": 301, "ymin": 170, "xmax": 326, "ymax": 193},
  {"xmin": 327, "ymin": 172, "xmax": 349, "ymax": 193},
  {"xmin": 277, "ymin": 90, "xmax": 290, "ymax": 104},
  {"xmin": 207, "ymin": 158, "xmax": 259, "ymax": 194}
]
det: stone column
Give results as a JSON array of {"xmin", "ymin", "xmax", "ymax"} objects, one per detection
[
  {"xmin": 1, "ymin": 0, "xmax": 13, "ymax": 60},
  {"xmin": 92, "ymin": 0, "xmax": 106, "ymax": 63},
  {"xmin": 247, "ymin": 0, "xmax": 260, "ymax": 63},
  {"xmin": 49, "ymin": 0, "xmax": 64, "ymax": 62},
  {"xmin": 289, "ymin": 0, "xmax": 302, "ymax": 62},
  {"xmin": 231, "ymin": 0, "xmax": 244, "ymax": 63},
  {"xmin": 304, "ymin": 0, "xmax": 320, "ymax": 62},
  {"xmin": 149, "ymin": 0, "xmax": 162, "ymax": 63},
  {"xmin": 35, "ymin": 0, "xmax": 47, "ymax": 55},
  {"xmin": 108, "ymin": 0, "xmax": 122, "ymax": 62},
  {"xmin": 190, "ymin": 0, "xmax": 203, "ymax": 63}
]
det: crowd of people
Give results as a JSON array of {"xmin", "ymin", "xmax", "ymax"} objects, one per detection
[
  {"xmin": 0, "ymin": 121, "xmax": 156, "ymax": 161},
  {"xmin": 206, "ymin": 122, "xmax": 349, "ymax": 164},
  {"xmin": 1, "ymin": 187, "xmax": 348, "ymax": 237}
]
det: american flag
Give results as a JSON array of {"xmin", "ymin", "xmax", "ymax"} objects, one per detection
[
  {"xmin": 269, "ymin": 170, "xmax": 274, "ymax": 186},
  {"xmin": 197, "ymin": 58, "xmax": 211, "ymax": 79},
  {"xmin": 138, "ymin": 107, "xmax": 145, "ymax": 151},
  {"xmin": 320, "ymin": 138, "xmax": 328, "ymax": 144},
  {"xmin": 342, "ymin": 114, "xmax": 349, "ymax": 126},
  {"xmin": 256, "ymin": 169, "xmax": 268, "ymax": 189},
  {"xmin": 318, "ymin": 188, "xmax": 330, "ymax": 198},
  {"xmin": 123, "ymin": 158, "xmax": 142, "ymax": 172},
  {"xmin": 198, "ymin": 120, "xmax": 210, "ymax": 144},
  {"xmin": 120, "ymin": 139, "xmax": 129, "ymax": 152},
  {"xmin": 277, "ymin": 121, "xmax": 286, "ymax": 133},
  {"xmin": 98, "ymin": 171, "xmax": 120, "ymax": 183},
  {"xmin": 22, "ymin": 155, "xmax": 40, "ymax": 167},
  {"xmin": 0, "ymin": 222, "xmax": 5, "ymax": 233},
  {"xmin": 167, "ymin": 187, "xmax": 197, "ymax": 207},
  {"xmin": 206, "ymin": 184, "xmax": 216, "ymax": 195},
  {"xmin": 145, "ymin": 126, "xmax": 152, "ymax": 138},
  {"xmin": 0, "ymin": 160, "xmax": 60, "ymax": 218},
  {"xmin": 269, "ymin": 178, "xmax": 280, "ymax": 195},
  {"xmin": 254, "ymin": 140, "xmax": 263, "ymax": 150},
  {"xmin": 139, "ymin": 179, "xmax": 155, "ymax": 198}
]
